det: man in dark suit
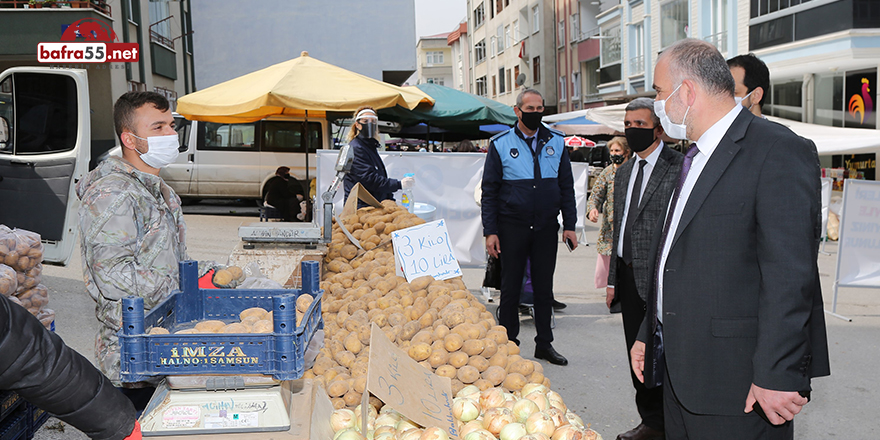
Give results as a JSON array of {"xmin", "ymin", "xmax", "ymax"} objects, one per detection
[
  {"xmin": 630, "ymin": 39, "xmax": 830, "ymax": 438},
  {"xmin": 607, "ymin": 98, "xmax": 682, "ymax": 440}
]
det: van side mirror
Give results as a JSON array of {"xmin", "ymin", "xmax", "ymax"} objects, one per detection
[{"xmin": 0, "ymin": 116, "xmax": 9, "ymax": 150}]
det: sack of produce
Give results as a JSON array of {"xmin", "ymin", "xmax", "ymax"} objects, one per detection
[
  {"xmin": 0, "ymin": 264, "xmax": 17, "ymax": 298},
  {"xmin": 0, "ymin": 226, "xmax": 44, "ymax": 295}
]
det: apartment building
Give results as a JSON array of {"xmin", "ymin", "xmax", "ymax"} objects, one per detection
[
  {"xmin": 448, "ymin": 21, "xmax": 472, "ymax": 92},
  {"xmin": 0, "ymin": 0, "xmax": 196, "ymax": 166},
  {"xmin": 416, "ymin": 33, "xmax": 454, "ymax": 87},
  {"xmin": 467, "ymin": 0, "xmax": 559, "ymax": 112}
]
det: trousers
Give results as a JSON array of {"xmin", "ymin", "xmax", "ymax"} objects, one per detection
[{"xmin": 497, "ymin": 221, "xmax": 558, "ymax": 349}]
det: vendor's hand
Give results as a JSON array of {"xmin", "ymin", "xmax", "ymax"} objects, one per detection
[
  {"xmin": 744, "ymin": 384, "xmax": 808, "ymax": 425},
  {"xmin": 401, "ymin": 176, "xmax": 415, "ymax": 189},
  {"xmin": 606, "ymin": 287, "xmax": 615, "ymax": 308},
  {"xmin": 631, "ymin": 341, "xmax": 646, "ymax": 383},
  {"xmin": 588, "ymin": 208, "xmax": 599, "ymax": 223},
  {"xmin": 485, "ymin": 234, "xmax": 501, "ymax": 259},
  {"xmin": 562, "ymin": 230, "xmax": 578, "ymax": 251}
]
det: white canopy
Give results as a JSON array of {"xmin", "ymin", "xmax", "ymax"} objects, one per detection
[{"xmin": 545, "ymin": 104, "xmax": 880, "ymax": 156}]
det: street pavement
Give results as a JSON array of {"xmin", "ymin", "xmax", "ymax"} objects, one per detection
[{"xmin": 33, "ymin": 209, "xmax": 880, "ymax": 439}]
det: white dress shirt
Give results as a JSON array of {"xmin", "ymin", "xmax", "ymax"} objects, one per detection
[
  {"xmin": 657, "ymin": 105, "xmax": 743, "ymax": 320},
  {"xmin": 617, "ymin": 142, "xmax": 665, "ymax": 258}
]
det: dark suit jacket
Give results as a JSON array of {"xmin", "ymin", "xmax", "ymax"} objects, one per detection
[
  {"xmin": 607, "ymin": 144, "xmax": 683, "ymax": 301},
  {"xmin": 639, "ymin": 110, "xmax": 830, "ymax": 416}
]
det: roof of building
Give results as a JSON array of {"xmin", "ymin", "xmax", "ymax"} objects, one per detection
[
  {"xmin": 448, "ymin": 22, "xmax": 468, "ymax": 46},
  {"xmin": 422, "ymin": 32, "xmax": 452, "ymax": 40}
]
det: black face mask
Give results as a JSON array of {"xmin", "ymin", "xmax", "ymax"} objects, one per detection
[
  {"xmin": 358, "ymin": 122, "xmax": 377, "ymax": 139},
  {"xmin": 610, "ymin": 154, "xmax": 625, "ymax": 165},
  {"xmin": 519, "ymin": 110, "xmax": 544, "ymax": 131},
  {"xmin": 624, "ymin": 127, "xmax": 658, "ymax": 153}
]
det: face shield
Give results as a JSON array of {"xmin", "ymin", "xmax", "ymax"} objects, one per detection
[{"xmin": 355, "ymin": 109, "xmax": 379, "ymax": 139}]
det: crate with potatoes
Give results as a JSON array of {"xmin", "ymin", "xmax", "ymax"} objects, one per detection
[
  {"xmin": 314, "ymin": 201, "xmax": 603, "ymax": 439},
  {"xmin": 0, "ymin": 226, "xmax": 54, "ymax": 330},
  {"xmin": 118, "ymin": 259, "xmax": 324, "ymax": 383}
]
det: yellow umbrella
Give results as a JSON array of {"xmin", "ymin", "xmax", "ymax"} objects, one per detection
[{"xmin": 177, "ymin": 51, "xmax": 434, "ymax": 123}]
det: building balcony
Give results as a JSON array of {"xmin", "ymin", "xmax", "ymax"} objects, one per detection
[
  {"xmin": 705, "ymin": 30, "xmax": 728, "ymax": 55},
  {"xmin": 0, "ymin": 1, "xmax": 113, "ymax": 57},
  {"xmin": 0, "ymin": 0, "xmax": 110, "ymax": 15},
  {"xmin": 629, "ymin": 54, "xmax": 644, "ymax": 76}
]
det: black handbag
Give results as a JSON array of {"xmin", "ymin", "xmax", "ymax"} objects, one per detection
[{"xmin": 483, "ymin": 254, "xmax": 502, "ymax": 288}]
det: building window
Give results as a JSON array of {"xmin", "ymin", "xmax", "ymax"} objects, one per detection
[
  {"xmin": 491, "ymin": 36, "xmax": 497, "ymax": 57},
  {"xmin": 600, "ymin": 25, "xmax": 621, "ymax": 66},
  {"xmin": 499, "ymin": 68, "xmax": 506, "ymax": 94},
  {"xmin": 558, "ymin": 19, "xmax": 566, "ymax": 47},
  {"xmin": 490, "ymin": 0, "xmax": 495, "ymax": 19},
  {"xmin": 426, "ymin": 78, "xmax": 445, "ymax": 86},
  {"xmin": 475, "ymin": 39, "xmax": 487, "ymax": 64},
  {"xmin": 476, "ymin": 75, "xmax": 488, "ymax": 97},
  {"xmin": 426, "ymin": 51, "xmax": 444, "ymax": 65},
  {"xmin": 559, "ymin": 75, "xmax": 567, "ymax": 102},
  {"xmin": 661, "ymin": 0, "xmax": 689, "ymax": 49},
  {"xmin": 571, "ymin": 13, "xmax": 580, "ymax": 42},
  {"xmin": 474, "ymin": 3, "xmax": 485, "ymax": 29},
  {"xmin": 572, "ymin": 71, "xmax": 580, "ymax": 100},
  {"xmin": 493, "ymin": 75, "xmax": 498, "ymax": 96},
  {"xmin": 533, "ymin": 56, "xmax": 541, "ymax": 84},
  {"xmin": 514, "ymin": 65, "xmax": 521, "ymax": 88},
  {"xmin": 814, "ymin": 73, "xmax": 844, "ymax": 127},
  {"xmin": 767, "ymin": 80, "xmax": 803, "ymax": 121},
  {"xmin": 707, "ymin": 0, "xmax": 728, "ymax": 54},
  {"xmin": 497, "ymin": 0, "xmax": 503, "ymax": 14},
  {"xmin": 751, "ymin": 0, "xmax": 812, "ymax": 18},
  {"xmin": 126, "ymin": 0, "xmax": 135, "ymax": 21},
  {"xmin": 505, "ymin": 25, "xmax": 512, "ymax": 48},
  {"xmin": 506, "ymin": 69, "xmax": 512, "ymax": 93},
  {"xmin": 630, "ymin": 22, "xmax": 645, "ymax": 75},
  {"xmin": 497, "ymin": 26, "xmax": 505, "ymax": 52},
  {"xmin": 532, "ymin": 6, "xmax": 540, "ymax": 33},
  {"xmin": 513, "ymin": 20, "xmax": 520, "ymax": 43},
  {"xmin": 128, "ymin": 81, "xmax": 146, "ymax": 92},
  {"xmin": 149, "ymin": 0, "xmax": 173, "ymax": 47}
]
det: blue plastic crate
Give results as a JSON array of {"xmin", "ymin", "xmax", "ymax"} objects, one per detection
[
  {"xmin": 0, "ymin": 392, "xmax": 22, "ymax": 424},
  {"xmin": 119, "ymin": 260, "xmax": 323, "ymax": 383},
  {"xmin": 25, "ymin": 403, "xmax": 50, "ymax": 440},
  {"xmin": 0, "ymin": 406, "xmax": 26, "ymax": 440}
]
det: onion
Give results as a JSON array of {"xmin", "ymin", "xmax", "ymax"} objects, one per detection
[
  {"xmin": 480, "ymin": 388, "xmax": 507, "ymax": 410},
  {"xmin": 512, "ymin": 398, "xmax": 541, "ymax": 423},
  {"xmin": 525, "ymin": 412, "xmax": 556, "ymax": 436},
  {"xmin": 333, "ymin": 428, "xmax": 367, "ymax": 440},
  {"xmin": 355, "ymin": 403, "xmax": 379, "ymax": 420},
  {"xmin": 397, "ymin": 419, "xmax": 420, "ymax": 434},
  {"xmin": 551, "ymin": 425, "xmax": 585, "ymax": 440},
  {"xmin": 399, "ymin": 427, "xmax": 424, "ymax": 440},
  {"xmin": 330, "ymin": 409, "xmax": 357, "ymax": 433},
  {"xmin": 564, "ymin": 411, "xmax": 585, "ymax": 429},
  {"xmin": 481, "ymin": 407, "xmax": 517, "ymax": 435},
  {"xmin": 374, "ymin": 425, "xmax": 397, "ymax": 437},
  {"xmin": 420, "ymin": 426, "xmax": 451, "ymax": 440},
  {"xmin": 522, "ymin": 434, "xmax": 552, "ymax": 440},
  {"xmin": 457, "ymin": 384, "xmax": 481, "ymax": 399},
  {"xmin": 524, "ymin": 391, "xmax": 551, "ymax": 411},
  {"xmin": 459, "ymin": 420, "xmax": 484, "ymax": 437},
  {"xmin": 546, "ymin": 390, "xmax": 567, "ymax": 412},
  {"xmin": 583, "ymin": 428, "xmax": 600, "ymax": 440},
  {"xmin": 374, "ymin": 432, "xmax": 395, "ymax": 440},
  {"xmin": 356, "ymin": 411, "xmax": 376, "ymax": 432},
  {"xmin": 499, "ymin": 422, "xmax": 528, "ymax": 440},
  {"xmin": 463, "ymin": 429, "xmax": 497, "ymax": 440},
  {"xmin": 521, "ymin": 383, "xmax": 548, "ymax": 396},
  {"xmin": 375, "ymin": 413, "xmax": 400, "ymax": 429},
  {"xmin": 544, "ymin": 408, "xmax": 568, "ymax": 428},
  {"xmin": 453, "ymin": 397, "xmax": 482, "ymax": 422}
]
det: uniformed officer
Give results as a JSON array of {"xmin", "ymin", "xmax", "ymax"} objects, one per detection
[{"xmin": 481, "ymin": 88, "xmax": 578, "ymax": 366}]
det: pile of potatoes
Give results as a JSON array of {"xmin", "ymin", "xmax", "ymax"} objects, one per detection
[
  {"xmin": 307, "ymin": 202, "xmax": 549, "ymax": 411},
  {"xmin": 0, "ymin": 226, "xmax": 53, "ymax": 328},
  {"xmin": 147, "ymin": 293, "xmax": 314, "ymax": 335}
]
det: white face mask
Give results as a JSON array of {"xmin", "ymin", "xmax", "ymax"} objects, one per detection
[
  {"xmin": 654, "ymin": 83, "xmax": 691, "ymax": 140},
  {"xmin": 734, "ymin": 90, "xmax": 754, "ymax": 110},
  {"xmin": 130, "ymin": 133, "xmax": 180, "ymax": 169}
]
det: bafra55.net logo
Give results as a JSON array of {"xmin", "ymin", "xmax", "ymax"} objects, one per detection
[{"xmin": 38, "ymin": 18, "xmax": 138, "ymax": 63}]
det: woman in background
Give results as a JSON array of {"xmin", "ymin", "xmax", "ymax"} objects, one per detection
[{"xmin": 586, "ymin": 137, "xmax": 631, "ymax": 293}]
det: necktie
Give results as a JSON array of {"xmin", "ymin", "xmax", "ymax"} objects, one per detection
[
  {"xmin": 622, "ymin": 159, "xmax": 647, "ymax": 265},
  {"xmin": 525, "ymin": 137, "xmax": 535, "ymax": 151},
  {"xmin": 644, "ymin": 143, "xmax": 698, "ymax": 388}
]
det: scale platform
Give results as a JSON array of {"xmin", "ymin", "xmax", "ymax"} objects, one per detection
[
  {"xmin": 139, "ymin": 376, "xmax": 292, "ymax": 437},
  {"xmin": 238, "ymin": 222, "xmax": 323, "ymax": 243}
]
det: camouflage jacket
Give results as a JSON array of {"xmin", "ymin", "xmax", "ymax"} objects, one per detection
[{"xmin": 76, "ymin": 156, "xmax": 187, "ymax": 383}]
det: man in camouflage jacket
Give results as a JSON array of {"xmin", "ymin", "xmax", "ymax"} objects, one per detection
[{"xmin": 77, "ymin": 92, "xmax": 186, "ymax": 385}]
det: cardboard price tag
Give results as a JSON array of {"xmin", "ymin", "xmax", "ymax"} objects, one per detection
[
  {"xmin": 391, "ymin": 219, "xmax": 462, "ymax": 282},
  {"xmin": 366, "ymin": 323, "xmax": 458, "ymax": 438}
]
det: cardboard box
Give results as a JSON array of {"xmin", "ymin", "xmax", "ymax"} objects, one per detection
[
  {"xmin": 228, "ymin": 242, "xmax": 327, "ymax": 288},
  {"xmin": 153, "ymin": 379, "xmax": 333, "ymax": 440}
]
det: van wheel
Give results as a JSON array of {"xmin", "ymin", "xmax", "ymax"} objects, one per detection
[{"xmin": 180, "ymin": 198, "xmax": 201, "ymax": 206}]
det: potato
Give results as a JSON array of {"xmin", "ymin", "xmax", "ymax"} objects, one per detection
[
  {"xmin": 240, "ymin": 307, "xmax": 269, "ymax": 321},
  {"xmin": 328, "ymin": 380, "xmax": 350, "ymax": 397},
  {"xmin": 428, "ymin": 350, "xmax": 449, "ymax": 368},
  {"xmin": 435, "ymin": 365, "xmax": 457, "ymax": 378},
  {"xmin": 221, "ymin": 323, "xmax": 250, "ymax": 333},
  {"xmin": 489, "ymin": 352, "xmax": 508, "ymax": 368},
  {"xmin": 408, "ymin": 343, "xmax": 431, "ymax": 362},
  {"xmin": 448, "ymin": 351, "xmax": 469, "ymax": 368},
  {"xmin": 481, "ymin": 339, "xmax": 498, "ymax": 358},
  {"xmin": 486, "ymin": 330, "xmax": 508, "ymax": 346},
  {"xmin": 474, "ymin": 379, "xmax": 493, "ymax": 391},
  {"xmin": 334, "ymin": 351, "xmax": 356, "ymax": 368},
  {"xmin": 502, "ymin": 373, "xmax": 527, "ymax": 391},
  {"xmin": 148, "ymin": 327, "xmax": 170, "ymax": 335},
  {"xmin": 509, "ymin": 359, "xmax": 536, "ymax": 377},
  {"xmin": 410, "ymin": 275, "xmax": 434, "ymax": 291},
  {"xmin": 507, "ymin": 341, "xmax": 520, "ymax": 355},
  {"xmin": 528, "ymin": 371, "xmax": 545, "ymax": 385},
  {"xmin": 411, "ymin": 330, "xmax": 433, "ymax": 346},
  {"xmin": 457, "ymin": 365, "xmax": 480, "ymax": 384},
  {"xmin": 482, "ymin": 365, "xmax": 507, "ymax": 386},
  {"xmin": 296, "ymin": 293, "xmax": 314, "ymax": 313},
  {"xmin": 444, "ymin": 333, "xmax": 464, "ymax": 352},
  {"xmin": 467, "ymin": 355, "xmax": 490, "ymax": 373},
  {"xmin": 213, "ymin": 269, "xmax": 234, "ymax": 286},
  {"xmin": 194, "ymin": 320, "xmax": 226, "ymax": 333},
  {"xmin": 353, "ymin": 376, "xmax": 368, "ymax": 394},
  {"xmin": 461, "ymin": 339, "xmax": 485, "ymax": 356},
  {"xmin": 398, "ymin": 321, "xmax": 420, "ymax": 342},
  {"xmin": 344, "ymin": 333, "xmax": 363, "ymax": 354}
]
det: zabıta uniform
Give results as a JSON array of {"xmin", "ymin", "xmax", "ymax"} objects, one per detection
[{"xmin": 480, "ymin": 123, "xmax": 576, "ymax": 350}]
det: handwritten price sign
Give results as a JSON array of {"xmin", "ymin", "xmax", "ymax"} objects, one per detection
[
  {"xmin": 391, "ymin": 219, "xmax": 462, "ymax": 283},
  {"xmin": 367, "ymin": 323, "xmax": 458, "ymax": 438}
]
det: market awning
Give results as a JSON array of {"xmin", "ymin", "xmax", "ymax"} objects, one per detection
[
  {"xmin": 177, "ymin": 52, "xmax": 434, "ymax": 123},
  {"xmin": 378, "ymin": 83, "xmax": 517, "ymax": 129}
]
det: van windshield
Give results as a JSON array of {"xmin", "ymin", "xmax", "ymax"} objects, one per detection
[{"xmin": 202, "ymin": 122, "xmax": 257, "ymax": 150}]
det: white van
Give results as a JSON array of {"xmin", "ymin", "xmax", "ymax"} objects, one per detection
[{"xmin": 117, "ymin": 114, "xmax": 332, "ymax": 202}]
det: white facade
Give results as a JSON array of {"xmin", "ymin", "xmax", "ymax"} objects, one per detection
[
  {"xmin": 416, "ymin": 34, "xmax": 454, "ymax": 87},
  {"xmin": 449, "ymin": 21, "xmax": 472, "ymax": 92}
]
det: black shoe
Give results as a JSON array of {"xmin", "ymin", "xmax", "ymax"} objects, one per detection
[
  {"xmin": 534, "ymin": 346, "xmax": 568, "ymax": 366},
  {"xmin": 552, "ymin": 300, "xmax": 567, "ymax": 310}
]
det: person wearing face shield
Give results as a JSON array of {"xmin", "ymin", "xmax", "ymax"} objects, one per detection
[
  {"xmin": 76, "ymin": 92, "xmax": 188, "ymax": 399},
  {"xmin": 604, "ymin": 98, "xmax": 684, "ymax": 440},
  {"xmin": 480, "ymin": 88, "xmax": 578, "ymax": 366},
  {"xmin": 343, "ymin": 106, "xmax": 413, "ymax": 208},
  {"xmin": 727, "ymin": 53, "xmax": 770, "ymax": 119}
]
